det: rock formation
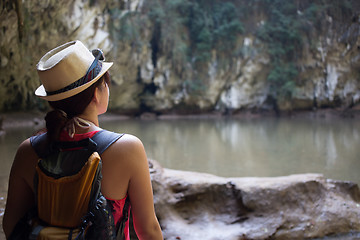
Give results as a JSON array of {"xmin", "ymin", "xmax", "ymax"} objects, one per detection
[
  {"xmin": 1, "ymin": 0, "xmax": 360, "ymax": 114},
  {"xmin": 148, "ymin": 160, "xmax": 360, "ymax": 240}
]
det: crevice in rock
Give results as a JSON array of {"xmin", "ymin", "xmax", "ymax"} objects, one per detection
[
  {"xmin": 228, "ymin": 181, "xmax": 254, "ymax": 219},
  {"xmin": 150, "ymin": 23, "xmax": 161, "ymax": 69},
  {"xmin": 14, "ymin": 0, "xmax": 24, "ymax": 42}
]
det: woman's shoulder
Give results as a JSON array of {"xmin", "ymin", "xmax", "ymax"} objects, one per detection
[
  {"xmin": 102, "ymin": 132, "xmax": 146, "ymax": 161},
  {"xmin": 110, "ymin": 133, "xmax": 145, "ymax": 154},
  {"xmin": 101, "ymin": 133, "xmax": 148, "ymax": 178},
  {"xmin": 17, "ymin": 137, "xmax": 37, "ymax": 157},
  {"xmin": 116, "ymin": 133, "xmax": 143, "ymax": 146},
  {"xmin": 97, "ymin": 130, "xmax": 142, "ymax": 147},
  {"xmin": 11, "ymin": 138, "xmax": 39, "ymax": 185}
]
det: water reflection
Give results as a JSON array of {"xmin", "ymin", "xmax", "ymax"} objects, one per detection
[
  {"xmin": 102, "ymin": 117, "xmax": 360, "ymax": 184},
  {"xmin": 0, "ymin": 116, "xmax": 359, "ymax": 187}
]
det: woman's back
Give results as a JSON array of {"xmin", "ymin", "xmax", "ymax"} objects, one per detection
[{"xmin": 3, "ymin": 40, "xmax": 163, "ymax": 239}]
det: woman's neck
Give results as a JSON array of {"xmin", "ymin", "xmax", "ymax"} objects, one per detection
[
  {"xmin": 75, "ymin": 116, "xmax": 100, "ymax": 133},
  {"xmin": 78, "ymin": 107, "xmax": 100, "ymax": 127}
]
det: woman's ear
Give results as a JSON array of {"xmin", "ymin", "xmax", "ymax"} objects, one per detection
[{"xmin": 92, "ymin": 87, "xmax": 100, "ymax": 104}]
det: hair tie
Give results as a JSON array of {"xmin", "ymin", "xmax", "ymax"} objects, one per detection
[
  {"xmin": 63, "ymin": 117, "xmax": 93, "ymax": 138},
  {"xmin": 57, "ymin": 109, "xmax": 68, "ymax": 119}
]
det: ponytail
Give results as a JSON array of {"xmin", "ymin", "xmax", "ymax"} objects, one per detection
[{"xmin": 45, "ymin": 109, "xmax": 68, "ymax": 142}]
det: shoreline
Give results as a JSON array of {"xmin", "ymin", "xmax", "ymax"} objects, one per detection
[{"xmin": 1, "ymin": 108, "xmax": 360, "ymax": 130}]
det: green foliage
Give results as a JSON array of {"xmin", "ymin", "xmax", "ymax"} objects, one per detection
[
  {"xmin": 257, "ymin": 1, "xmax": 302, "ymax": 61},
  {"xmin": 268, "ymin": 63, "xmax": 298, "ymax": 99},
  {"xmin": 139, "ymin": 0, "xmax": 244, "ymax": 94},
  {"xmin": 257, "ymin": 0, "xmax": 303, "ymax": 100},
  {"xmin": 326, "ymin": 0, "xmax": 353, "ymax": 21},
  {"xmin": 108, "ymin": 9, "xmax": 144, "ymax": 54},
  {"xmin": 302, "ymin": 3, "xmax": 324, "ymax": 23},
  {"xmin": 146, "ymin": 0, "xmax": 189, "ymax": 67},
  {"xmin": 257, "ymin": 0, "xmax": 355, "ymax": 101},
  {"xmin": 184, "ymin": 78, "xmax": 206, "ymax": 95},
  {"xmin": 185, "ymin": 1, "xmax": 244, "ymax": 62},
  {"xmin": 143, "ymin": 0, "xmax": 244, "ymax": 65},
  {"xmin": 108, "ymin": 0, "xmax": 355, "ymax": 102}
]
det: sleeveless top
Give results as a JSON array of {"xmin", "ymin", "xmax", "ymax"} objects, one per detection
[{"xmin": 51, "ymin": 130, "xmax": 130, "ymax": 239}]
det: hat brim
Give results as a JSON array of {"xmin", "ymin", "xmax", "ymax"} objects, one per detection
[{"xmin": 35, "ymin": 62, "xmax": 113, "ymax": 101}]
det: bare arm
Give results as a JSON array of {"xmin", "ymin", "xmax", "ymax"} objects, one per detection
[
  {"xmin": 3, "ymin": 139, "xmax": 37, "ymax": 239},
  {"xmin": 117, "ymin": 135, "xmax": 163, "ymax": 240}
]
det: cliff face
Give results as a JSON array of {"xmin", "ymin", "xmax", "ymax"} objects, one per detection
[{"xmin": 1, "ymin": 0, "xmax": 360, "ymax": 114}]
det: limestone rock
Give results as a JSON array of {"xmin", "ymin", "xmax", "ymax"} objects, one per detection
[
  {"xmin": 148, "ymin": 159, "xmax": 360, "ymax": 240},
  {"xmin": 1, "ymin": 1, "xmax": 360, "ymax": 113}
]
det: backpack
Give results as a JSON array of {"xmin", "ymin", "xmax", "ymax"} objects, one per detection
[{"xmin": 9, "ymin": 130, "xmax": 130, "ymax": 240}]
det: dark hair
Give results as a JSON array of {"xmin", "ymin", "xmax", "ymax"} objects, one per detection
[{"xmin": 45, "ymin": 72, "xmax": 110, "ymax": 142}]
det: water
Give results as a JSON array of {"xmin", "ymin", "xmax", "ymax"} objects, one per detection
[
  {"xmin": 1, "ymin": 116, "xmax": 359, "ymax": 186},
  {"xmin": 1, "ymin": 115, "xmax": 360, "ymax": 238},
  {"xmin": 102, "ymin": 116, "xmax": 360, "ymax": 184}
]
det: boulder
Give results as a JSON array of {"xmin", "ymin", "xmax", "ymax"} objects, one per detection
[{"xmin": 148, "ymin": 160, "xmax": 360, "ymax": 240}]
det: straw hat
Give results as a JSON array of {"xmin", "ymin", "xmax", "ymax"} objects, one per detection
[{"xmin": 35, "ymin": 40, "xmax": 113, "ymax": 101}]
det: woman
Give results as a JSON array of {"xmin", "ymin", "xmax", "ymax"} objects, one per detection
[{"xmin": 2, "ymin": 40, "xmax": 163, "ymax": 239}]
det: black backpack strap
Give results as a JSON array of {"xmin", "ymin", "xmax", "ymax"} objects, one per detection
[
  {"xmin": 87, "ymin": 129, "xmax": 123, "ymax": 209},
  {"xmin": 31, "ymin": 130, "xmax": 124, "ymax": 157},
  {"xmin": 30, "ymin": 133, "xmax": 51, "ymax": 158},
  {"xmin": 91, "ymin": 130, "xmax": 124, "ymax": 154},
  {"xmin": 116, "ymin": 196, "xmax": 131, "ymax": 240},
  {"xmin": 29, "ymin": 225, "xmax": 45, "ymax": 240}
]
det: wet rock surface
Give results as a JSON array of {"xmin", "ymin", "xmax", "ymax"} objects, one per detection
[{"xmin": 148, "ymin": 159, "xmax": 360, "ymax": 240}]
